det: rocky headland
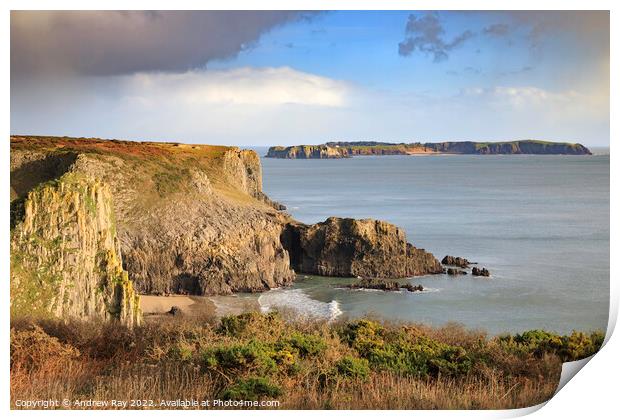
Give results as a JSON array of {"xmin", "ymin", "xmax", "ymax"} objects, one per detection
[
  {"xmin": 281, "ymin": 218, "xmax": 443, "ymax": 278},
  {"xmin": 266, "ymin": 140, "xmax": 592, "ymax": 158},
  {"xmin": 10, "ymin": 136, "xmax": 444, "ymax": 325}
]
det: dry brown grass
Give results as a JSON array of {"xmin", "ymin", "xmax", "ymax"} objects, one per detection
[{"xmin": 10, "ymin": 314, "xmax": 576, "ymax": 410}]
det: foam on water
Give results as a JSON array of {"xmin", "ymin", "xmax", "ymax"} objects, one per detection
[{"xmin": 258, "ymin": 289, "xmax": 343, "ymax": 321}]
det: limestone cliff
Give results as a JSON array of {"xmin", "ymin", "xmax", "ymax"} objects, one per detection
[
  {"xmin": 10, "ymin": 172, "xmax": 141, "ymax": 326},
  {"xmin": 10, "ymin": 136, "xmax": 296, "ymax": 297},
  {"xmin": 281, "ymin": 217, "xmax": 443, "ymax": 278},
  {"xmin": 11, "ymin": 136, "xmax": 445, "ymax": 310},
  {"xmin": 266, "ymin": 145, "xmax": 349, "ymax": 159},
  {"xmin": 266, "ymin": 140, "xmax": 592, "ymax": 158}
]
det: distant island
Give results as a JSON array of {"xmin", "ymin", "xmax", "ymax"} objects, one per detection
[{"xmin": 265, "ymin": 140, "xmax": 592, "ymax": 159}]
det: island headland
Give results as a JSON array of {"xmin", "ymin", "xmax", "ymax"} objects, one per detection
[
  {"xmin": 265, "ymin": 140, "xmax": 592, "ymax": 158},
  {"xmin": 10, "ymin": 136, "xmax": 443, "ymax": 325}
]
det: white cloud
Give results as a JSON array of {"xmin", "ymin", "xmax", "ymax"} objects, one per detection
[
  {"xmin": 119, "ymin": 67, "xmax": 350, "ymax": 108},
  {"xmin": 460, "ymin": 85, "xmax": 578, "ymax": 108}
]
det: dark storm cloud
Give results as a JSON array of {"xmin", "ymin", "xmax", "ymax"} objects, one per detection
[
  {"xmin": 398, "ymin": 12, "xmax": 474, "ymax": 62},
  {"xmin": 11, "ymin": 10, "xmax": 311, "ymax": 78}
]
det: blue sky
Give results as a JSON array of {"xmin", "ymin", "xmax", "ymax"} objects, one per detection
[{"xmin": 11, "ymin": 11, "xmax": 609, "ymax": 146}]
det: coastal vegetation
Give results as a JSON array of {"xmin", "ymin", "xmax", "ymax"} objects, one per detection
[{"xmin": 10, "ymin": 312, "xmax": 603, "ymax": 409}]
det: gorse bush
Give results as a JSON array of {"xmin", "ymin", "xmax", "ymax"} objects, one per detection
[
  {"xmin": 9, "ymin": 312, "xmax": 605, "ymax": 409},
  {"xmin": 336, "ymin": 356, "xmax": 370, "ymax": 379},
  {"xmin": 202, "ymin": 340, "xmax": 298, "ymax": 375},
  {"xmin": 498, "ymin": 329, "xmax": 604, "ymax": 361},
  {"xmin": 217, "ymin": 312, "xmax": 283, "ymax": 338},
  {"xmin": 221, "ymin": 377, "xmax": 282, "ymax": 400},
  {"xmin": 340, "ymin": 320, "xmax": 472, "ymax": 377},
  {"xmin": 284, "ymin": 332, "xmax": 328, "ymax": 357}
]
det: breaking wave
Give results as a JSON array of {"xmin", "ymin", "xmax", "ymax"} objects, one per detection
[{"xmin": 258, "ymin": 289, "xmax": 342, "ymax": 321}]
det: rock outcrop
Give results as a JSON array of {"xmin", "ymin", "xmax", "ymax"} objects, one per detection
[
  {"xmin": 442, "ymin": 255, "xmax": 470, "ymax": 268},
  {"xmin": 10, "ymin": 172, "xmax": 141, "ymax": 326},
  {"xmin": 11, "ymin": 137, "xmax": 296, "ymax": 297},
  {"xmin": 10, "ymin": 136, "xmax": 446, "ymax": 320},
  {"xmin": 266, "ymin": 140, "xmax": 592, "ymax": 158},
  {"xmin": 281, "ymin": 217, "xmax": 443, "ymax": 278},
  {"xmin": 266, "ymin": 145, "xmax": 349, "ymax": 159},
  {"xmin": 472, "ymin": 267, "xmax": 491, "ymax": 277},
  {"xmin": 345, "ymin": 278, "xmax": 424, "ymax": 292}
]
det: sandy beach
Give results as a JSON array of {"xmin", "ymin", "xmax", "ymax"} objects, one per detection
[{"xmin": 140, "ymin": 294, "xmax": 217, "ymax": 319}]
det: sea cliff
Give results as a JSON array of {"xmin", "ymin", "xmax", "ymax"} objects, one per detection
[
  {"xmin": 10, "ymin": 136, "xmax": 443, "ymax": 323},
  {"xmin": 266, "ymin": 140, "xmax": 592, "ymax": 158},
  {"xmin": 10, "ymin": 172, "xmax": 141, "ymax": 326}
]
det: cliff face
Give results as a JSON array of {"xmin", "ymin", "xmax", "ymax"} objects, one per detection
[
  {"xmin": 11, "ymin": 137, "xmax": 296, "ymax": 297},
  {"xmin": 266, "ymin": 140, "xmax": 592, "ymax": 158},
  {"xmin": 266, "ymin": 145, "xmax": 349, "ymax": 159},
  {"xmin": 425, "ymin": 140, "xmax": 592, "ymax": 155},
  {"xmin": 281, "ymin": 217, "xmax": 443, "ymax": 278},
  {"xmin": 10, "ymin": 172, "xmax": 141, "ymax": 326},
  {"xmin": 11, "ymin": 136, "xmax": 444, "ymax": 319}
]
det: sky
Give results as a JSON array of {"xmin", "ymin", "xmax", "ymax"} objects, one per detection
[{"xmin": 10, "ymin": 11, "xmax": 610, "ymax": 146}]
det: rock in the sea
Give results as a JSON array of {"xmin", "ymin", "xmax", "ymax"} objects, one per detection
[
  {"xmin": 442, "ymin": 255, "xmax": 470, "ymax": 268},
  {"xmin": 403, "ymin": 284, "xmax": 424, "ymax": 292},
  {"xmin": 472, "ymin": 267, "xmax": 490, "ymax": 277},
  {"xmin": 281, "ymin": 217, "xmax": 444, "ymax": 278},
  {"xmin": 345, "ymin": 278, "xmax": 424, "ymax": 292},
  {"xmin": 446, "ymin": 268, "xmax": 467, "ymax": 276}
]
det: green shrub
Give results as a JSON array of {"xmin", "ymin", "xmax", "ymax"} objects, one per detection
[
  {"xmin": 336, "ymin": 356, "xmax": 370, "ymax": 379},
  {"xmin": 167, "ymin": 342, "xmax": 193, "ymax": 361},
  {"xmin": 560, "ymin": 331, "xmax": 604, "ymax": 361},
  {"xmin": 216, "ymin": 312, "xmax": 281, "ymax": 337},
  {"xmin": 282, "ymin": 332, "xmax": 327, "ymax": 357},
  {"xmin": 339, "ymin": 320, "xmax": 471, "ymax": 377},
  {"xmin": 498, "ymin": 330, "xmax": 605, "ymax": 362},
  {"xmin": 221, "ymin": 377, "xmax": 282, "ymax": 400},
  {"xmin": 201, "ymin": 340, "xmax": 295, "ymax": 374}
]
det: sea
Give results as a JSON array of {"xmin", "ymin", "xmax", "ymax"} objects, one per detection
[{"xmin": 213, "ymin": 147, "xmax": 610, "ymax": 336}]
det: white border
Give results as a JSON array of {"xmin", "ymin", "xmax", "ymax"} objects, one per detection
[{"xmin": 2, "ymin": 1, "xmax": 617, "ymax": 419}]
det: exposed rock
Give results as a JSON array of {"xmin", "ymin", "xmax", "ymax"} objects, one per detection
[
  {"xmin": 345, "ymin": 278, "xmax": 424, "ymax": 292},
  {"xmin": 403, "ymin": 284, "xmax": 425, "ymax": 292},
  {"xmin": 446, "ymin": 268, "xmax": 467, "ymax": 276},
  {"xmin": 472, "ymin": 267, "xmax": 491, "ymax": 277},
  {"xmin": 442, "ymin": 255, "xmax": 470, "ymax": 268},
  {"xmin": 10, "ymin": 136, "xmax": 446, "ymax": 311},
  {"xmin": 168, "ymin": 306, "xmax": 182, "ymax": 316},
  {"xmin": 10, "ymin": 172, "xmax": 141, "ymax": 327},
  {"xmin": 266, "ymin": 145, "xmax": 349, "ymax": 159},
  {"xmin": 281, "ymin": 217, "xmax": 443, "ymax": 278},
  {"xmin": 266, "ymin": 140, "xmax": 591, "ymax": 158},
  {"xmin": 11, "ymin": 137, "xmax": 296, "ymax": 297},
  {"xmin": 427, "ymin": 140, "xmax": 591, "ymax": 155}
]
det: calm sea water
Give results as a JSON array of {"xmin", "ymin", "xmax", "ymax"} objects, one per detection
[{"xmin": 222, "ymin": 148, "xmax": 610, "ymax": 335}]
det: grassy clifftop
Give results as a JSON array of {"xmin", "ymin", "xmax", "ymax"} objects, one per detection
[{"xmin": 10, "ymin": 136, "xmax": 262, "ymax": 204}]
